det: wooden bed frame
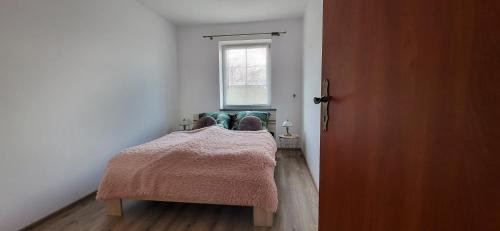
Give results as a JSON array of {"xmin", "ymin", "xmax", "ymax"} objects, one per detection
[
  {"xmin": 103, "ymin": 110, "xmax": 277, "ymax": 227},
  {"xmin": 104, "ymin": 198, "xmax": 273, "ymax": 227}
]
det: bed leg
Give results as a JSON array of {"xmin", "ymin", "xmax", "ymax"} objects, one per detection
[
  {"xmin": 104, "ymin": 199, "xmax": 122, "ymax": 217},
  {"xmin": 253, "ymin": 207, "xmax": 273, "ymax": 227}
]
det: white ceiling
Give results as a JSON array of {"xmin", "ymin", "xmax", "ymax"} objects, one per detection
[{"xmin": 142, "ymin": 0, "xmax": 308, "ymax": 25}]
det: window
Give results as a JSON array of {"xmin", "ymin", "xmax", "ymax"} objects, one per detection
[{"xmin": 219, "ymin": 40, "xmax": 271, "ymax": 108}]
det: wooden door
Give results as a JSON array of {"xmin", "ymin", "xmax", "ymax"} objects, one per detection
[{"xmin": 319, "ymin": 0, "xmax": 500, "ymax": 230}]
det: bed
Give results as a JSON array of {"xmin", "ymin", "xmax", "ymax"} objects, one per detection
[{"xmin": 96, "ymin": 112, "xmax": 278, "ymax": 227}]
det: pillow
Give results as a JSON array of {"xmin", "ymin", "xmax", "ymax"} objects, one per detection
[
  {"xmin": 232, "ymin": 111, "xmax": 271, "ymax": 130},
  {"xmin": 238, "ymin": 116, "xmax": 263, "ymax": 131},
  {"xmin": 192, "ymin": 116, "xmax": 217, "ymax": 130},
  {"xmin": 199, "ymin": 112, "xmax": 231, "ymax": 129}
]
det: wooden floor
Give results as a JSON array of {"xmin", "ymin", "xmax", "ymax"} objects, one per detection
[{"xmin": 26, "ymin": 149, "xmax": 318, "ymax": 231}]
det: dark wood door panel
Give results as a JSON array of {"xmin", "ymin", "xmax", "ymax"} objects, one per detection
[{"xmin": 319, "ymin": 0, "xmax": 500, "ymax": 230}]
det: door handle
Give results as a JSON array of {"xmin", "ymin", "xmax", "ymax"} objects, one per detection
[
  {"xmin": 313, "ymin": 79, "xmax": 330, "ymax": 131},
  {"xmin": 313, "ymin": 96, "xmax": 329, "ymax": 104}
]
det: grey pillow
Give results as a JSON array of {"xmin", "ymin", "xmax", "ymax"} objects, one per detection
[
  {"xmin": 199, "ymin": 112, "xmax": 231, "ymax": 129},
  {"xmin": 193, "ymin": 116, "xmax": 217, "ymax": 130},
  {"xmin": 238, "ymin": 116, "xmax": 263, "ymax": 131}
]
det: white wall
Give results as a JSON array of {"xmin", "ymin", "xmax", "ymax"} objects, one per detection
[
  {"xmin": 177, "ymin": 18, "xmax": 303, "ymax": 139},
  {"xmin": 302, "ymin": 0, "xmax": 323, "ymax": 189},
  {"xmin": 0, "ymin": 0, "xmax": 178, "ymax": 230}
]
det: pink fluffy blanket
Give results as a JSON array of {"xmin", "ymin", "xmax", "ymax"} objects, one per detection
[{"xmin": 96, "ymin": 126, "xmax": 278, "ymax": 212}]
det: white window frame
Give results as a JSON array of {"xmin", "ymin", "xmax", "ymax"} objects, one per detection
[{"xmin": 219, "ymin": 39, "xmax": 272, "ymax": 109}]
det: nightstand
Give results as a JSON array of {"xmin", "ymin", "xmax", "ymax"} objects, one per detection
[{"xmin": 278, "ymin": 134, "xmax": 300, "ymax": 149}]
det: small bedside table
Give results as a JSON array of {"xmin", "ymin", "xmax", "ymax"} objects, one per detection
[{"xmin": 278, "ymin": 134, "xmax": 300, "ymax": 149}]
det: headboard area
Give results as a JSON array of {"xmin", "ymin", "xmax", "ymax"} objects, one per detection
[{"xmin": 193, "ymin": 110, "xmax": 277, "ymax": 137}]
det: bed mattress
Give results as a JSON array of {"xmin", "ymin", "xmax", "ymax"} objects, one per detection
[{"xmin": 96, "ymin": 126, "xmax": 278, "ymax": 212}]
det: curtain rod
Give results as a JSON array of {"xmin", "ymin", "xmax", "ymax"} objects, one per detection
[{"xmin": 202, "ymin": 31, "xmax": 287, "ymax": 40}]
